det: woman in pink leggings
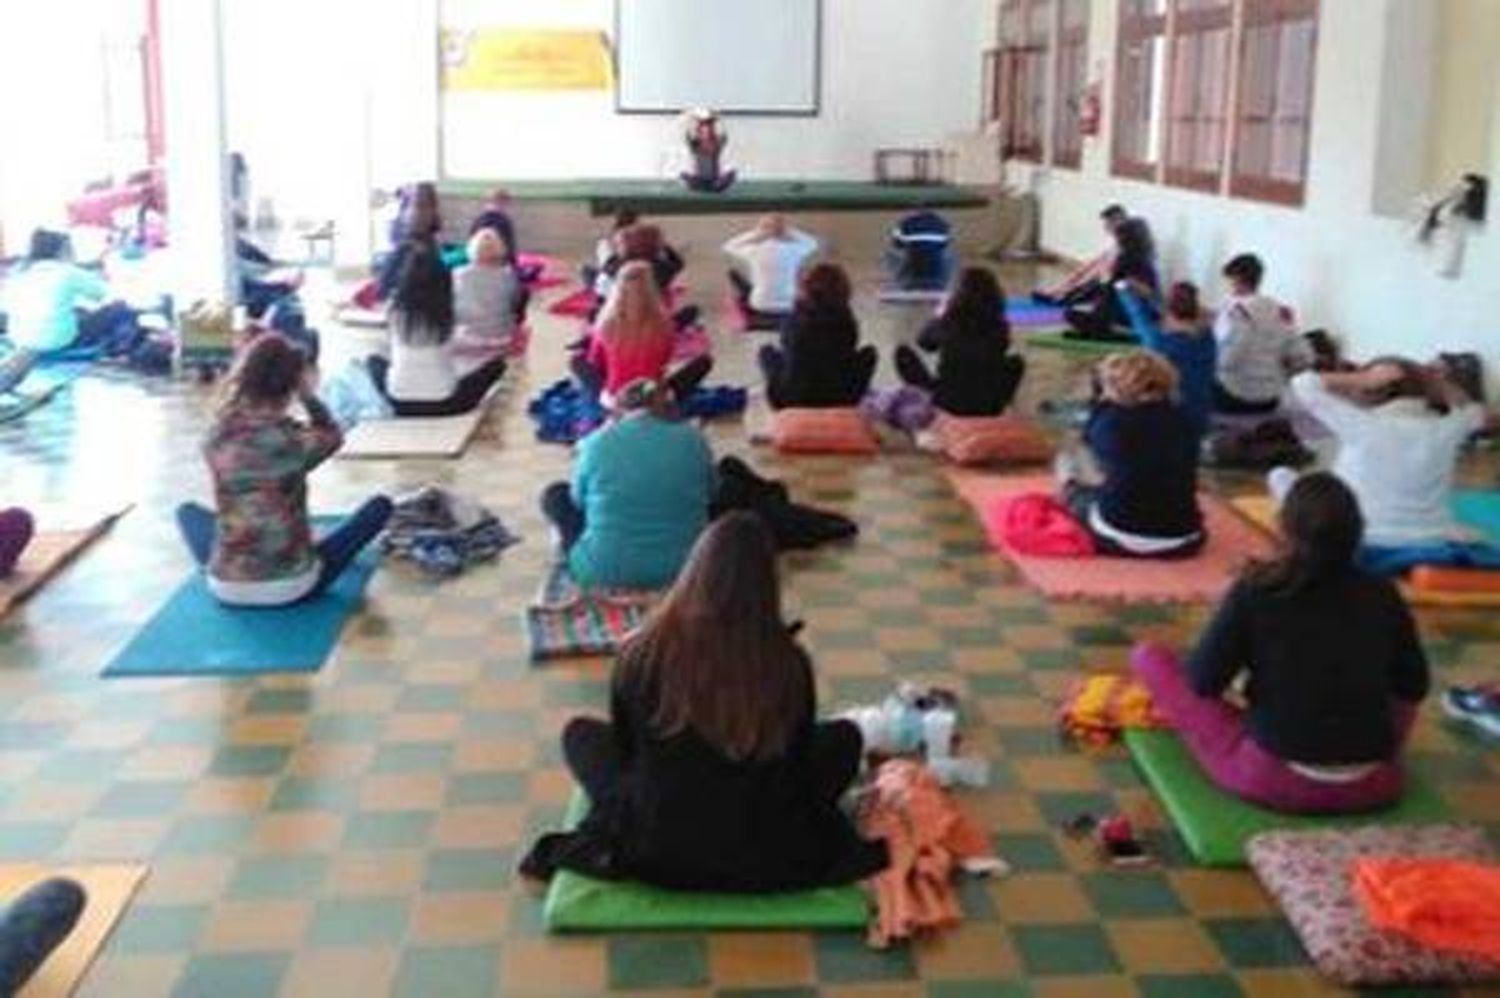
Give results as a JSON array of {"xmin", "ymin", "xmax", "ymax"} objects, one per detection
[
  {"xmin": 0, "ymin": 509, "xmax": 34, "ymax": 577},
  {"xmin": 1134, "ymin": 473, "xmax": 1429, "ymax": 814}
]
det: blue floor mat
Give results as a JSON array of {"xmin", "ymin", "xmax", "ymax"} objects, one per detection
[
  {"xmin": 1453, "ymin": 491, "xmax": 1500, "ymax": 545},
  {"xmin": 102, "ymin": 524, "xmax": 379, "ymax": 678}
]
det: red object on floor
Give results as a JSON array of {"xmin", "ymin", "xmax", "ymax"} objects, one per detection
[
  {"xmin": 990, "ymin": 493, "xmax": 1095, "ymax": 558},
  {"xmin": 1353, "ymin": 858, "xmax": 1500, "ymax": 961}
]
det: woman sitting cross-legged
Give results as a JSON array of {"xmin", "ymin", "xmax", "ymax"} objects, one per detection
[
  {"xmin": 367, "ymin": 241, "xmax": 507, "ymax": 418},
  {"xmin": 572, "ymin": 262, "xmax": 712, "ymax": 407},
  {"xmin": 758, "ymin": 263, "xmax": 877, "ymax": 410},
  {"xmin": 177, "ymin": 335, "xmax": 392, "ymax": 607},
  {"xmin": 539, "ymin": 379, "xmax": 714, "ymax": 591},
  {"xmin": 1135, "ymin": 473, "xmax": 1430, "ymax": 813},
  {"xmin": 1057, "ymin": 350, "xmax": 1205, "ymax": 558},
  {"xmin": 453, "ymin": 228, "xmax": 528, "ymax": 352},
  {"xmin": 894, "ymin": 266, "xmax": 1025, "ymax": 417},
  {"xmin": 521, "ymin": 511, "xmax": 889, "ymax": 891}
]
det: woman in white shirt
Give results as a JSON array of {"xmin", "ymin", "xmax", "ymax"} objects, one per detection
[
  {"xmin": 1270, "ymin": 360, "xmax": 1495, "ymax": 575},
  {"xmin": 723, "ymin": 215, "xmax": 819, "ymax": 328},
  {"xmin": 367, "ymin": 243, "xmax": 506, "ymax": 417},
  {"xmin": 453, "ymin": 229, "xmax": 526, "ymax": 351}
]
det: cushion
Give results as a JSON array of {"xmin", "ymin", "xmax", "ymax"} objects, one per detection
[
  {"xmin": 771, "ymin": 407, "xmax": 879, "ymax": 455},
  {"xmin": 934, "ymin": 413, "xmax": 1052, "ymax": 466},
  {"xmin": 1248, "ymin": 824, "xmax": 1500, "ymax": 987},
  {"xmin": 544, "ymin": 792, "xmax": 870, "ymax": 931},
  {"xmin": 1124, "ymin": 729, "xmax": 1451, "ymax": 867},
  {"xmin": 1408, "ymin": 565, "xmax": 1500, "ymax": 594}
]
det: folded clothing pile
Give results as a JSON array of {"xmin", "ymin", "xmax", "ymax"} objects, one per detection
[
  {"xmin": 1058, "ymin": 673, "xmax": 1171, "ymax": 747},
  {"xmin": 680, "ymin": 385, "xmax": 748, "ymax": 420},
  {"xmin": 712, "ymin": 456, "xmax": 858, "ymax": 551},
  {"xmin": 383, "ymin": 485, "xmax": 520, "ymax": 577},
  {"xmin": 529, "ymin": 380, "xmax": 608, "ymax": 444}
]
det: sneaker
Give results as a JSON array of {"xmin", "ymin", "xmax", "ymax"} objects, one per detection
[{"xmin": 1441, "ymin": 686, "xmax": 1500, "ymax": 737}]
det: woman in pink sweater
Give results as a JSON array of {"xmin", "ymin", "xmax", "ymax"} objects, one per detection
[{"xmin": 571, "ymin": 262, "xmax": 710, "ymax": 405}]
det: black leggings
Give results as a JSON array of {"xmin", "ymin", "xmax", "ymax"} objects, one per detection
[
  {"xmin": 1212, "ymin": 381, "xmax": 1280, "ymax": 416},
  {"xmin": 368, "ymin": 354, "xmax": 506, "ymax": 418},
  {"xmin": 562, "ymin": 715, "xmax": 863, "ymax": 807},
  {"xmin": 894, "ymin": 346, "xmax": 1026, "ymax": 416},
  {"xmin": 540, "ymin": 482, "xmax": 586, "ymax": 552},
  {"xmin": 1063, "ymin": 482, "xmax": 1205, "ymax": 560},
  {"xmin": 759, "ymin": 345, "xmax": 878, "ymax": 410}
]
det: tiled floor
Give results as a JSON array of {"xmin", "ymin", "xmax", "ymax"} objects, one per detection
[{"xmin": 2, "ymin": 253, "xmax": 1499, "ymax": 997}]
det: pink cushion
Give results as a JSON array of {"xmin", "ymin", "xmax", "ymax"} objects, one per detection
[
  {"xmin": 1248, "ymin": 824, "xmax": 1500, "ymax": 987},
  {"xmin": 771, "ymin": 408, "xmax": 878, "ymax": 455},
  {"xmin": 934, "ymin": 413, "xmax": 1052, "ymax": 466}
]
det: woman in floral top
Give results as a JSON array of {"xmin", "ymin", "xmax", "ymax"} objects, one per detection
[{"xmin": 176, "ymin": 334, "xmax": 392, "ymax": 606}]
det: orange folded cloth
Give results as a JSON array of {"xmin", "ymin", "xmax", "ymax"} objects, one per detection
[
  {"xmin": 1407, "ymin": 565, "xmax": 1500, "ymax": 594},
  {"xmin": 859, "ymin": 759, "xmax": 1004, "ymax": 949},
  {"xmin": 1059, "ymin": 674, "xmax": 1171, "ymax": 747},
  {"xmin": 1352, "ymin": 857, "xmax": 1500, "ymax": 961}
]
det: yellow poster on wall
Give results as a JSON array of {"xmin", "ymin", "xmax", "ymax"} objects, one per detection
[{"xmin": 441, "ymin": 29, "xmax": 613, "ymax": 92}]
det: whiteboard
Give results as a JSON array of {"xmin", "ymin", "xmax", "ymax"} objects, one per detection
[{"xmin": 614, "ymin": 0, "xmax": 820, "ymax": 115}]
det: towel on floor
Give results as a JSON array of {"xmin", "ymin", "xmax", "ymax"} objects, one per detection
[
  {"xmin": 1353, "ymin": 858, "xmax": 1500, "ymax": 961},
  {"xmin": 382, "ymin": 486, "xmax": 519, "ymax": 577},
  {"xmin": 525, "ymin": 564, "xmax": 659, "ymax": 662}
]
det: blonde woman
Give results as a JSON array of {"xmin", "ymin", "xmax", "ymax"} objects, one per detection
[
  {"xmin": 1057, "ymin": 350, "xmax": 1205, "ymax": 557},
  {"xmin": 572, "ymin": 261, "xmax": 712, "ymax": 404},
  {"xmin": 453, "ymin": 228, "xmax": 527, "ymax": 349}
]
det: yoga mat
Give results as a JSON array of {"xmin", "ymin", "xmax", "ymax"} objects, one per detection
[
  {"xmin": 340, "ymin": 396, "xmax": 496, "ymax": 459},
  {"xmin": 1020, "ymin": 330, "xmax": 1133, "ymax": 355},
  {"xmin": 545, "ymin": 792, "xmax": 869, "ymax": 931},
  {"xmin": 947, "ymin": 471, "xmax": 1271, "ymax": 603},
  {"xmin": 101, "ymin": 524, "xmax": 378, "ymax": 678},
  {"xmin": 876, "ymin": 286, "xmax": 945, "ymax": 304},
  {"xmin": 1233, "ymin": 493, "xmax": 1500, "ymax": 608},
  {"xmin": 548, "ymin": 288, "xmax": 598, "ymax": 319},
  {"xmin": 1125, "ymin": 729, "xmax": 1451, "ymax": 867},
  {"xmin": 0, "ymin": 863, "xmax": 147, "ymax": 998},
  {"xmin": 524, "ymin": 564, "xmax": 657, "ymax": 663},
  {"xmin": 1004, "ymin": 298, "xmax": 1068, "ymax": 329},
  {"xmin": 0, "ymin": 509, "xmax": 129, "ymax": 619}
]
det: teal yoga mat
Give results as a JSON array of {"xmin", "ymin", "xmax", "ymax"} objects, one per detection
[
  {"xmin": 102, "ymin": 523, "xmax": 378, "ymax": 678},
  {"xmin": 1453, "ymin": 491, "xmax": 1500, "ymax": 544},
  {"xmin": 1125, "ymin": 729, "xmax": 1450, "ymax": 868},
  {"xmin": 544, "ymin": 792, "xmax": 869, "ymax": 932}
]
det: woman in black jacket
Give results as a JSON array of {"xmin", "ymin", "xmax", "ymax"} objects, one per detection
[
  {"xmin": 521, "ymin": 513, "xmax": 886, "ymax": 892},
  {"xmin": 759, "ymin": 263, "xmax": 878, "ymax": 409},
  {"xmin": 895, "ymin": 267, "xmax": 1025, "ymax": 416}
]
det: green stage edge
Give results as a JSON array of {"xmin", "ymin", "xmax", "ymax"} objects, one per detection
[{"xmin": 437, "ymin": 178, "xmax": 989, "ymax": 216}]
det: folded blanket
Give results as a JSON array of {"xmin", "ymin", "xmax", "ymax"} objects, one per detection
[
  {"xmin": 382, "ymin": 486, "xmax": 519, "ymax": 577},
  {"xmin": 1354, "ymin": 858, "xmax": 1500, "ymax": 961}
]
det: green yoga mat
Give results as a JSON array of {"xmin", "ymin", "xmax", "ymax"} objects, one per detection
[
  {"xmin": 1021, "ymin": 330, "xmax": 1134, "ymax": 356},
  {"xmin": 1124, "ymin": 729, "xmax": 1451, "ymax": 868},
  {"xmin": 544, "ymin": 792, "xmax": 870, "ymax": 932},
  {"xmin": 438, "ymin": 178, "xmax": 987, "ymax": 217}
]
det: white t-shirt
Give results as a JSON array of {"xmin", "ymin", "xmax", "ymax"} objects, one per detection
[
  {"xmin": 723, "ymin": 229, "xmax": 818, "ymax": 313},
  {"xmin": 1291, "ymin": 372, "xmax": 1485, "ymax": 546},
  {"xmin": 1214, "ymin": 293, "xmax": 1312, "ymax": 404},
  {"xmin": 388, "ymin": 334, "xmax": 458, "ymax": 403},
  {"xmin": 453, "ymin": 263, "xmax": 521, "ymax": 344}
]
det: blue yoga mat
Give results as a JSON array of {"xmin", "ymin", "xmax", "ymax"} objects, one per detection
[
  {"xmin": 1453, "ymin": 491, "xmax": 1500, "ymax": 545},
  {"xmin": 102, "ymin": 524, "xmax": 379, "ymax": 678}
]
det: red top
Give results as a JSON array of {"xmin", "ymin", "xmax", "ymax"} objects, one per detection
[{"xmin": 585, "ymin": 325, "xmax": 674, "ymax": 396}]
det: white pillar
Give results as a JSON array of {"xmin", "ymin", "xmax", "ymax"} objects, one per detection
[{"xmin": 158, "ymin": 0, "xmax": 236, "ymax": 306}]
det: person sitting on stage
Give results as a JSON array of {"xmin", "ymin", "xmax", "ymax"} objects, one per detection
[
  {"xmin": 1063, "ymin": 215, "xmax": 1159, "ymax": 341},
  {"xmin": 759, "ymin": 263, "xmax": 877, "ymax": 410},
  {"xmin": 538, "ymin": 378, "xmax": 715, "ymax": 591},
  {"xmin": 724, "ymin": 215, "xmax": 820, "ymax": 330},
  {"xmin": 521, "ymin": 511, "xmax": 888, "ymax": 892},
  {"xmin": 895, "ymin": 267, "xmax": 1025, "ymax": 417},
  {"xmin": 1135, "ymin": 472, "xmax": 1429, "ymax": 814},
  {"xmin": 367, "ymin": 242, "xmax": 507, "ymax": 418},
  {"xmin": 1057, "ymin": 350, "xmax": 1205, "ymax": 558},
  {"xmin": 574, "ymin": 262, "xmax": 712, "ymax": 406},
  {"xmin": 454, "ymin": 229, "xmax": 528, "ymax": 352},
  {"xmin": 680, "ymin": 108, "xmax": 737, "ymax": 194},
  {"xmin": 886, "ymin": 207, "xmax": 954, "ymax": 291}
]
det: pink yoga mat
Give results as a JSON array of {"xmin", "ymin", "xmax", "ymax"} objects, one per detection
[{"xmin": 946, "ymin": 470, "xmax": 1271, "ymax": 603}]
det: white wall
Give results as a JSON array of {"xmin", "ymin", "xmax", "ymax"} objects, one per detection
[
  {"xmin": 1016, "ymin": 0, "xmax": 1500, "ymax": 382},
  {"xmin": 438, "ymin": 0, "xmax": 988, "ymax": 179}
]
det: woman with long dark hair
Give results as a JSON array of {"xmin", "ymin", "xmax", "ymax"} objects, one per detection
[
  {"xmin": 1134, "ymin": 473, "xmax": 1430, "ymax": 813},
  {"xmin": 895, "ymin": 266, "xmax": 1025, "ymax": 416},
  {"xmin": 366, "ymin": 242, "xmax": 506, "ymax": 417},
  {"xmin": 1064, "ymin": 217, "xmax": 1159, "ymax": 340},
  {"xmin": 758, "ymin": 263, "xmax": 877, "ymax": 409},
  {"xmin": 522, "ymin": 512, "xmax": 887, "ymax": 891}
]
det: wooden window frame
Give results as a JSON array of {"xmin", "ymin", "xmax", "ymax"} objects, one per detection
[
  {"xmin": 1163, "ymin": 0, "xmax": 1233, "ymax": 192},
  {"xmin": 1112, "ymin": 0, "xmax": 1168, "ymax": 181},
  {"xmin": 1228, "ymin": 0, "xmax": 1319, "ymax": 206},
  {"xmin": 997, "ymin": 0, "xmax": 1049, "ymax": 164},
  {"xmin": 1051, "ymin": 0, "xmax": 1089, "ymax": 170}
]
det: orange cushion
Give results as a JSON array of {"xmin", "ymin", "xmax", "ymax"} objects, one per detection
[
  {"xmin": 935, "ymin": 413, "xmax": 1053, "ymax": 466},
  {"xmin": 771, "ymin": 408, "xmax": 879, "ymax": 455},
  {"xmin": 1407, "ymin": 565, "xmax": 1500, "ymax": 594}
]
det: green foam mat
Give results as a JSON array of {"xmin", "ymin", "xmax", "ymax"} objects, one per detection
[
  {"xmin": 543, "ymin": 792, "xmax": 870, "ymax": 932},
  {"xmin": 1124, "ymin": 729, "xmax": 1451, "ymax": 868},
  {"xmin": 1021, "ymin": 330, "xmax": 1134, "ymax": 356}
]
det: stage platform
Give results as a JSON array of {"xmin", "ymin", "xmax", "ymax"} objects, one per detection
[{"xmin": 437, "ymin": 178, "xmax": 989, "ymax": 216}]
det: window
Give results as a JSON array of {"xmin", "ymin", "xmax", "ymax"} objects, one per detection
[
  {"xmin": 1112, "ymin": 0, "xmax": 1167, "ymax": 180},
  {"xmin": 996, "ymin": 0, "xmax": 1050, "ymax": 161},
  {"xmin": 1052, "ymin": 0, "xmax": 1090, "ymax": 169},
  {"xmin": 1230, "ymin": 0, "xmax": 1318, "ymax": 204},
  {"xmin": 1112, "ymin": 0, "xmax": 1318, "ymax": 204}
]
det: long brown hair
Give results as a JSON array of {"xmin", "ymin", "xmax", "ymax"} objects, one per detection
[
  {"xmin": 1245, "ymin": 472, "xmax": 1364, "ymax": 595},
  {"xmin": 616, "ymin": 512, "xmax": 810, "ymax": 762},
  {"xmin": 597, "ymin": 261, "xmax": 672, "ymax": 352},
  {"xmin": 797, "ymin": 262, "xmax": 851, "ymax": 310},
  {"xmin": 218, "ymin": 334, "xmax": 305, "ymax": 415}
]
